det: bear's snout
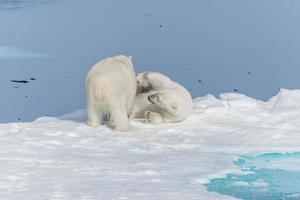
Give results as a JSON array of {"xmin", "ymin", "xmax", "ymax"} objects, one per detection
[{"xmin": 148, "ymin": 94, "xmax": 159, "ymax": 104}]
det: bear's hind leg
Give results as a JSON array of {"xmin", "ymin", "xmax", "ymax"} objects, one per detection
[
  {"xmin": 110, "ymin": 105, "xmax": 130, "ymax": 132},
  {"xmin": 144, "ymin": 111, "xmax": 164, "ymax": 124},
  {"xmin": 87, "ymin": 104, "xmax": 103, "ymax": 128}
]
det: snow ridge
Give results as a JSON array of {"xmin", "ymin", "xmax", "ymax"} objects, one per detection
[{"xmin": 1, "ymin": 89, "xmax": 300, "ymax": 199}]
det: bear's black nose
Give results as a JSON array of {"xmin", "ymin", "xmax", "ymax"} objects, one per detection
[{"xmin": 148, "ymin": 95, "xmax": 155, "ymax": 104}]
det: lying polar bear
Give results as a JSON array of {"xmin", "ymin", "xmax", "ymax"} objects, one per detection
[
  {"xmin": 130, "ymin": 72, "xmax": 194, "ymax": 124},
  {"xmin": 85, "ymin": 55, "xmax": 137, "ymax": 131}
]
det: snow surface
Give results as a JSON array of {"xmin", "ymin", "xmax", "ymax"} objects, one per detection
[{"xmin": 1, "ymin": 88, "xmax": 300, "ymax": 200}]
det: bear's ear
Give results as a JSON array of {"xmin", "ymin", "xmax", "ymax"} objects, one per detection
[
  {"xmin": 136, "ymin": 75, "xmax": 143, "ymax": 83},
  {"xmin": 170, "ymin": 102, "xmax": 178, "ymax": 110},
  {"xmin": 128, "ymin": 55, "xmax": 132, "ymax": 61}
]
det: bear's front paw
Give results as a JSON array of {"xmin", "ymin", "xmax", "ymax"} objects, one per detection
[
  {"xmin": 144, "ymin": 111, "xmax": 164, "ymax": 124},
  {"xmin": 144, "ymin": 111, "xmax": 151, "ymax": 123}
]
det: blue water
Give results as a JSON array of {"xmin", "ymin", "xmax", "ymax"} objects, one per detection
[
  {"xmin": 0, "ymin": 0, "xmax": 51, "ymax": 10},
  {"xmin": 1, "ymin": 0, "xmax": 300, "ymax": 122},
  {"xmin": 205, "ymin": 152, "xmax": 300, "ymax": 200}
]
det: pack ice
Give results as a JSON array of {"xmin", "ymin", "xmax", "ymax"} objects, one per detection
[{"xmin": 1, "ymin": 88, "xmax": 300, "ymax": 200}]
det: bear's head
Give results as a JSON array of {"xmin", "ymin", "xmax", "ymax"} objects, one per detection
[
  {"xmin": 147, "ymin": 91, "xmax": 179, "ymax": 113},
  {"xmin": 136, "ymin": 72, "xmax": 150, "ymax": 93}
]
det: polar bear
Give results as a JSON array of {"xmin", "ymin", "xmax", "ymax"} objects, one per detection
[
  {"xmin": 130, "ymin": 72, "xmax": 194, "ymax": 124},
  {"xmin": 85, "ymin": 55, "xmax": 137, "ymax": 131}
]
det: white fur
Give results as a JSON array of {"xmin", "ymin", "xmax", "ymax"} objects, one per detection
[
  {"xmin": 85, "ymin": 55, "xmax": 137, "ymax": 131},
  {"xmin": 131, "ymin": 72, "xmax": 194, "ymax": 124},
  {"xmin": 129, "ymin": 90, "xmax": 159, "ymax": 118}
]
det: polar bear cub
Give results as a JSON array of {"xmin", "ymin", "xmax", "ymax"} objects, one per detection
[
  {"xmin": 131, "ymin": 72, "xmax": 194, "ymax": 124},
  {"xmin": 85, "ymin": 55, "xmax": 137, "ymax": 131}
]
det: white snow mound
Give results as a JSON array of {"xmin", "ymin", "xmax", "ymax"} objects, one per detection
[{"xmin": 1, "ymin": 88, "xmax": 300, "ymax": 200}]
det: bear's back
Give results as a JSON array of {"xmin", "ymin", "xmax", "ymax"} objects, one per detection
[
  {"xmin": 85, "ymin": 55, "xmax": 137, "ymax": 107},
  {"xmin": 86, "ymin": 56, "xmax": 135, "ymax": 88}
]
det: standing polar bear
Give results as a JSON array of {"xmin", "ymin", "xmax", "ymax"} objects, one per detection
[
  {"xmin": 130, "ymin": 72, "xmax": 194, "ymax": 124},
  {"xmin": 85, "ymin": 55, "xmax": 137, "ymax": 131}
]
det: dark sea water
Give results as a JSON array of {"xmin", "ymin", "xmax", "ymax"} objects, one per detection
[{"xmin": 1, "ymin": 0, "xmax": 300, "ymax": 122}]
